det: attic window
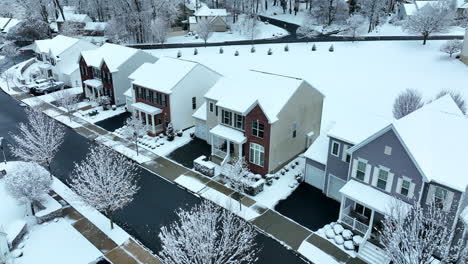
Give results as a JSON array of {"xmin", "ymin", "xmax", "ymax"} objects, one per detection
[{"xmin": 384, "ymin": 146, "xmax": 392, "ymax": 155}]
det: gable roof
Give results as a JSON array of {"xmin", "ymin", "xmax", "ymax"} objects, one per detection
[
  {"xmin": 34, "ymin": 35, "xmax": 80, "ymax": 56},
  {"xmin": 205, "ymin": 70, "xmax": 321, "ymax": 123},
  {"xmin": 81, "ymin": 43, "xmax": 139, "ymax": 72},
  {"xmin": 0, "ymin": 17, "xmax": 20, "ymax": 33},
  {"xmin": 128, "ymin": 57, "xmax": 202, "ymax": 93},
  {"xmin": 194, "ymin": 6, "xmax": 227, "ymax": 17},
  {"xmin": 349, "ymin": 95, "xmax": 468, "ymax": 192}
]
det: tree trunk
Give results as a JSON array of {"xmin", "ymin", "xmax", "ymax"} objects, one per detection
[
  {"xmin": 47, "ymin": 160, "xmax": 53, "ymax": 179},
  {"xmin": 423, "ymin": 33, "xmax": 428, "ymax": 45},
  {"xmin": 30, "ymin": 202, "xmax": 35, "ymax": 216},
  {"xmin": 265, "ymin": 0, "xmax": 268, "ymax": 10},
  {"xmin": 108, "ymin": 210, "xmax": 114, "ymax": 229}
]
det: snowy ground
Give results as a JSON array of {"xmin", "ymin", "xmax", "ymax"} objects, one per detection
[
  {"xmin": 96, "ymin": 134, "xmax": 153, "ymax": 164},
  {"xmin": 73, "ymin": 102, "xmax": 126, "ymax": 124},
  {"xmin": 260, "ymin": 3, "xmax": 308, "ymax": 25},
  {"xmin": 148, "ymin": 41, "xmax": 468, "ymax": 134},
  {"xmin": 298, "ymin": 239, "xmax": 343, "ymax": 264}
]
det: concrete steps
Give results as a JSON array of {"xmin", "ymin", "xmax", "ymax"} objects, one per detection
[{"xmin": 359, "ymin": 242, "xmax": 390, "ymax": 264}]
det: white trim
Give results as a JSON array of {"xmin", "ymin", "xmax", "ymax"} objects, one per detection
[
  {"xmin": 384, "ymin": 146, "xmax": 392, "ymax": 155},
  {"xmin": 331, "ymin": 140, "xmax": 341, "ymax": 157},
  {"xmin": 342, "ymin": 144, "xmax": 350, "ymax": 162}
]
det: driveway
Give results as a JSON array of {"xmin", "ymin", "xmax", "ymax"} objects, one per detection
[
  {"xmin": 167, "ymin": 137, "xmax": 211, "ymax": 168},
  {"xmin": 275, "ymin": 183, "xmax": 340, "ymax": 232}
]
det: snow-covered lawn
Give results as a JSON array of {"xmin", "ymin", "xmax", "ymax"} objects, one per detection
[
  {"xmin": 250, "ymin": 158, "xmax": 304, "ymax": 209},
  {"xmin": 298, "ymin": 239, "xmax": 343, "ymax": 264},
  {"xmin": 96, "ymin": 134, "xmax": 153, "ymax": 164},
  {"xmin": 260, "ymin": 3, "xmax": 308, "ymax": 25},
  {"xmin": 148, "ymin": 41, "xmax": 468, "ymax": 131},
  {"xmin": 73, "ymin": 103, "xmax": 126, "ymax": 124},
  {"xmin": 16, "ymin": 220, "xmax": 102, "ymax": 264},
  {"xmin": 174, "ymin": 174, "xmax": 207, "ymax": 193},
  {"xmin": 0, "ymin": 163, "xmax": 27, "ymax": 229}
]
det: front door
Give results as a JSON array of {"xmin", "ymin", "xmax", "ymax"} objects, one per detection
[{"xmin": 47, "ymin": 69, "xmax": 53, "ymax": 78}]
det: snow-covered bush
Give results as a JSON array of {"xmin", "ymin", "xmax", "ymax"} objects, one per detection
[
  {"xmin": 176, "ymin": 130, "xmax": 183, "ymax": 137},
  {"xmin": 177, "ymin": 50, "xmax": 182, "ymax": 58},
  {"xmin": 284, "ymin": 45, "xmax": 289, "ymax": 52},
  {"xmin": 6, "ymin": 17, "xmax": 50, "ymax": 42},
  {"xmin": 251, "ymin": 46, "xmax": 256, "ymax": 53},
  {"xmin": 219, "ymin": 47, "xmax": 224, "ymax": 54},
  {"xmin": 312, "ymin": 44, "xmax": 317, "ymax": 51},
  {"xmin": 329, "ymin": 45, "xmax": 334, "ymax": 52},
  {"xmin": 392, "ymin": 88, "xmax": 424, "ymax": 119},
  {"xmin": 4, "ymin": 162, "xmax": 52, "ymax": 216},
  {"xmin": 194, "ymin": 48, "xmax": 198, "ymax": 55},
  {"xmin": 280, "ymin": 169, "xmax": 286, "ymax": 175},
  {"xmin": 235, "ymin": 50, "xmax": 239, "ymax": 56},
  {"xmin": 440, "ymin": 40, "xmax": 463, "ymax": 57},
  {"xmin": 166, "ymin": 123, "xmax": 175, "ymax": 141},
  {"xmin": 267, "ymin": 48, "xmax": 273, "ymax": 55}
]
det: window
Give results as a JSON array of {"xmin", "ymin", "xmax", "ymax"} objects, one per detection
[
  {"xmin": 376, "ymin": 169, "xmax": 389, "ymax": 190},
  {"xmin": 434, "ymin": 187, "xmax": 448, "ymax": 209},
  {"xmin": 342, "ymin": 145, "xmax": 351, "ymax": 163},
  {"xmin": 137, "ymin": 87, "xmax": 142, "ymax": 99},
  {"xmin": 384, "ymin": 146, "xmax": 392, "ymax": 155},
  {"xmin": 356, "ymin": 161, "xmax": 366, "ymax": 181},
  {"xmin": 192, "ymin": 97, "xmax": 196, "ymax": 110},
  {"xmin": 292, "ymin": 123, "xmax": 297, "ymax": 138},
  {"xmin": 222, "ymin": 110, "xmax": 232, "ymax": 126},
  {"xmin": 145, "ymin": 89, "xmax": 150, "ymax": 101},
  {"xmin": 234, "ymin": 114, "xmax": 244, "ymax": 130},
  {"xmin": 161, "ymin": 94, "xmax": 167, "ymax": 106},
  {"xmin": 249, "ymin": 143, "xmax": 264, "ymax": 167},
  {"xmin": 331, "ymin": 141, "xmax": 340, "ymax": 157},
  {"xmin": 215, "ymin": 106, "xmax": 218, "ymax": 116},
  {"xmin": 400, "ymin": 179, "xmax": 411, "ymax": 197},
  {"xmin": 209, "ymin": 102, "xmax": 214, "ymax": 112},
  {"xmin": 252, "ymin": 120, "xmax": 264, "ymax": 138},
  {"xmin": 355, "ymin": 203, "xmax": 372, "ymax": 219},
  {"xmin": 152, "ymin": 92, "xmax": 158, "ymax": 104},
  {"xmin": 51, "ymin": 58, "xmax": 56, "ymax": 66}
]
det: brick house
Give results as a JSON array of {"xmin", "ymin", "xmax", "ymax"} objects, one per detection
[
  {"xmin": 126, "ymin": 57, "xmax": 222, "ymax": 136},
  {"xmin": 194, "ymin": 70, "xmax": 324, "ymax": 175},
  {"xmin": 304, "ymin": 96, "xmax": 468, "ymax": 264},
  {"xmin": 79, "ymin": 43, "xmax": 157, "ymax": 106}
]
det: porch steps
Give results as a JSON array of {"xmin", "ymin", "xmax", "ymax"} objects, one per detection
[{"xmin": 358, "ymin": 242, "xmax": 390, "ymax": 264}]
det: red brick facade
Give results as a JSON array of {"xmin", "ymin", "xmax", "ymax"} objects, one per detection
[
  {"xmin": 79, "ymin": 57, "xmax": 115, "ymax": 104},
  {"xmin": 133, "ymin": 85, "xmax": 171, "ymax": 136},
  {"xmin": 245, "ymin": 105, "xmax": 271, "ymax": 175},
  {"xmin": 79, "ymin": 56, "xmax": 92, "ymax": 93}
]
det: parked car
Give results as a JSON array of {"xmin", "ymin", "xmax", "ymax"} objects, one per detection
[
  {"xmin": 31, "ymin": 81, "xmax": 64, "ymax": 95},
  {"xmin": 26, "ymin": 79, "xmax": 49, "ymax": 92}
]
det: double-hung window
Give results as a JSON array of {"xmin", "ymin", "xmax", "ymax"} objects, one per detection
[
  {"xmin": 192, "ymin": 97, "xmax": 196, "ymax": 110},
  {"xmin": 331, "ymin": 141, "xmax": 340, "ymax": 157},
  {"xmin": 356, "ymin": 161, "xmax": 366, "ymax": 181},
  {"xmin": 249, "ymin": 143, "xmax": 264, "ymax": 167},
  {"xmin": 161, "ymin": 94, "xmax": 167, "ymax": 106},
  {"xmin": 234, "ymin": 114, "xmax": 244, "ymax": 130},
  {"xmin": 222, "ymin": 110, "xmax": 232, "ymax": 126},
  {"xmin": 400, "ymin": 179, "xmax": 411, "ymax": 197},
  {"xmin": 434, "ymin": 187, "xmax": 448, "ymax": 209},
  {"xmin": 145, "ymin": 89, "xmax": 150, "ymax": 101},
  {"xmin": 137, "ymin": 87, "xmax": 142, "ymax": 99},
  {"xmin": 252, "ymin": 120, "xmax": 264, "ymax": 138},
  {"xmin": 209, "ymin": 102, "xmax": 214, "ymax": 112},
  {"xmin": 376, "ymin": 169, "xmax": 389, "ymax": 190},
  {"xmin": 153, "ymin": 92, "xmax": 158, "ymax": 104}
]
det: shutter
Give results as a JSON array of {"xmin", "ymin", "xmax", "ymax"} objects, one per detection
[
  {"xmin": 371, "ymin": 168, "xmax": 379, "ymax": 186},
  {"xmin": 385, "ymin": 173, "xmax": 394, "ymax": 193},
  {"xmin": 364, "ymin": 164, "xmax": 372, "ymax": 183},
  {"xmin": 396, "ymin": 178, "xmax": 403, "ymax": 195},
  {"xmin": 426, "ymin": 185, "xmax": 436, "ymax": 205},
  {"xmin": 408, "ymin": 182, "xmax": 416, "ymax": 199},
  {"xmin": 351, "ymin": 159, "xmax": 358, "ymax": 179},
  {"xmin": 341, "ymin": 145, "xmax": 348, "ymax": 162},
  {"xmin": 443, "ymin": 191, "xmax": 454, "ymax": 212}
]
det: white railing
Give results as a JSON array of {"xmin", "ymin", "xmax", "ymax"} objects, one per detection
[
  {"xmin": 220, "ymin": 154, "xmax": 230, "ymax": 167},
  {"xmin": 341, "ymin": 213, "xmax": 369, "ymax": 234},
  {"xmin": 213, "ymin": 149, "xmax": 227, "ymax": 159},
  {"xmin": 155, "ymin": 124, "xmax": 163, "ymax": 132}
]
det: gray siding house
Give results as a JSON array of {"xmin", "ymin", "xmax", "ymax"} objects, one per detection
[{"xmin": 304, "ymin": 96, "xmax": 468, "ymax": 264}]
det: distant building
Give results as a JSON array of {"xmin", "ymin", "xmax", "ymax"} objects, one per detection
[
  {"xmin": 456, "ymin": 0, "xmax": 468, "ymax": 19},
  {"xmin": 189, "ymin": 6, "xmax": 228, "ymax": 32},
  {"xmin": 397, "ymin": 1, "xmax": 435, "ymax": 20}
]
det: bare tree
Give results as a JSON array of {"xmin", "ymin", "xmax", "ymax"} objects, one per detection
[
  {"xmin": 151, "ymin": 17, "xmax": 169, "ymax": 45},
  {"xmin": 310, "ymin": 0, "xmax": 349, "ymax": 26},
  {"xmin": 381, "ymin": 201, "xmax": 468, "ymax": 264},
  {"xmin": 69, "ymin": 145, "xmax": 139, "ymax": 229},
  {"xmin": 9, "ymin": 107, "xmax": 65, "ymax": 174},
  {"xmin": 122, "ymin": 114, "xmax": 147, "ymax": 156},
  {"xmin": 4, "ymin": 162, "xmax": 52, "ymax": 216},
  {"xmin": 222, "ymin": 158, "xmax": 251, "ymax": 211},
  {"xmin": 296, "ymin": 13, "xmax": 320, "ymax": 43},
  {"xmin": 60, "ymin": 21, "xmax": 82, "ymax": 37},
  {"xmin": 159, "ymin": 200, "xmax": 259, "ymax": 264},
  {"xmin": 403, "ymin": 0, "xmax": 453, "ymax": 45},
  {"xmin": 53, "ymin": 89, "xmax": 81, "ymax": 122},
  {"xmin": 392, "ymin": 88, "xmax": 424, "ymax": 119},
  {"xmin": 346, "ymin": 14, "xmax": 366, "ymax": 42},
  {"xmin": 1, "ymin": 67, "xmax": 16, "ymax": 92},
  {"xmin": 359, "ymin": 0, "xmax": 387, "ymax": 33},
  {"xmin": 440, "ymin": 39, "xmax": 463, "ymax": 57},
  {"xmin": 239, "ymin": 14, "xmax": 260, "ymax": 47},
  {"xmin": 0, "ymin": 42, "xmax": 19, "ymax": 64},
  {"xmin": 435, "ymin": 89, "xmax": 467, "ymax": 115},
  {"xmin": 197, "ymin": 19, "xmax": 212, "ymax": 47}
]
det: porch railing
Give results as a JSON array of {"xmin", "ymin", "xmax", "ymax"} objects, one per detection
[
  {"xmin": 341, "ymin": 206, "xmax": 369, "ymax": 234},
  {"xmin": 155, "ymin": 124, "xmax": 163, "ymax": 132},
  {"xmin": 213, "ymin": 149, "xmax": 227, "ymax": 159}
]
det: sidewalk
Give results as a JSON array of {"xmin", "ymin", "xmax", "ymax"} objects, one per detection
[{"xmin": 50, "ymin": 190, "xmax": 161, "ymax": 264}]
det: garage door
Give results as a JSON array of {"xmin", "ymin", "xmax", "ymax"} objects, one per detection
[
  {"xmin": 327, "ymin": 175, "xmax": 347, "ymax": 202},
  {"xmin": 195, "ymin": 122, "xmax": 207, "ymax": 140},
  {"xmin": 305, "ymin": 164, "xmax": 325, "ymax": 191}
]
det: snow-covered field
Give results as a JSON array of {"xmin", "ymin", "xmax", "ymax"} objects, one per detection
[{"xmin": 148, "ymin": 41, "xmax": 468, "ymax": 132}]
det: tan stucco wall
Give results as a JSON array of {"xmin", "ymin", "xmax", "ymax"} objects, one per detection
[{"xmin": 268, "ymin": 81, "xmax": 324, "ymax": 172}]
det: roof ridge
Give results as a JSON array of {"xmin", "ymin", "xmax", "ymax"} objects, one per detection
[{"xmin": 248, "ymin": 69, "xmax": 303, "ymax": 81}]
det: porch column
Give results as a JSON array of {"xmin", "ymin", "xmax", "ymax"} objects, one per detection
[
  {"xmin": 339, "ymin": 195, "xmax": 346, "ymax": 222},
  {"xmin": 366, "ymin": 210, "xmax": 375, "ymax": 238},
  {"xmin": 226, "ymin": 140, "xmax": 230, "ymax": 157},
  {"xmin": 211, "ymin": 135, "xmax": 215, "ymax": 154},
  {"xmin": 238, "ymin": 143, "xmax": 242, "ymax": 160},
  {"xmin": 145, "ymin": 112, "xmax": 149, "ymax": 131},
  {"xmin": 151, "ymin": 114, "xmax": 155, "ymax": 134}
]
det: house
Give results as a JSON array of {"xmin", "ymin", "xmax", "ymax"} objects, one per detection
[
  {"xmin": 0, "ymin": 17, "xmax": 20, "ymax": 34},
  {"xmin": 54, "ymin": 5, "xmax": 93, "ymax": 32},
  {"xmin": 127, "ymin": 57, "xmax": 222, "ymax": 135},
  {"xmin": 83, "ymin": 22, "xmax": 107, "ymax": 36},
  {"xmin": 189, "ymin": 6, "xmax": 228, "ymax": 32},
  {"xmin": 79, "ymin": 43, "xmax": 157, "ymax": 106},
  {"xmin": 32, "ymin": 35, "xmax": 97, "ymax": 88},
  {"xmin": 305, "ymin": 96, "xmax": 468, "ymax": 264},
  {"xmin": 195, "ymin": 70, "xmax": 324, "ymax": 175},
  {"xmin": 462, "ymin": 28, "xmax": 468, "ymax": 65},
  {"xmin": 456, "ymin": 0, "xmax": 468, "ymax": 19},
  {"xmin": 397, "ymin": 1, "xmax": 434, "ymax": 20}
]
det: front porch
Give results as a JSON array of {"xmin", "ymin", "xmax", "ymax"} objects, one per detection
[
  {"xmin": 84, "ymin": 79, "xmax": 104, "ymax": 101},
  {"xmin": 131, "ymin": 102, "xmax": 164, "ymax": 136},
  {"xmin": 209, "ymin": 124, "xmax": 246, "ymax": 166}
]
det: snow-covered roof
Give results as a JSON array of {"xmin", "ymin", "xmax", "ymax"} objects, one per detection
[
  {"xmin": 129, "ymin": 57, "xmax": 199, "ymax": 93},
  {"xmin": 328, "ymin": 111, "xmax": 390, "ymax": 144},
  {"xmin": 34, "ymin": 35, "xmax": 80, "ymax": 56},
  {"xmin": 0, "ymin": 17, "xmax": 10, "ymax": 29},
  {"xmin": 195, "ymin": 6, "xmax": 227, "ymax": 17},
  {"xmin": 193, "ymin": 102, "xmax": 207, "ymax": 121},
  {"xmin": 84, "ymin": 22, "xmax": 107, "ymax": 31},
  {"xmin": 391, "ymin": 95, "xmax": 468, "ymax": 192},
  {"xmin": 124, "ymin": 88, "xmax": 133, "ymax": 98},
  {"xmin": 205, "ymin": 70, "xmax": 318, "ymax": 123},
  {"xmin": 83, "ymin": 79, "xmax": 102, "ymax": 88},
  {"xmin": 340, "ymin": 180, "xmax": 411, "ymax": 215},
  {"xmin": 81, "ymin": 43, "xmax": 139, "ymax": 72},
  {"xmin": 58, "ymin": 6, "xmax": 92, "ymax": 23},
  {"xmin": 404, "ymin": 1, "xmax": 436, "ymax": 16},
  {"xmin": 132, "ymin": 102, "xmax": 162, "ymax": 115},
  {"xmin": 303, "ymin": 121, "xmax": 335, "ymax": 164},
  {"xmin": 1, "ymin": 18, "xmax": 20, "ymax": 33},
  {"xmin": 210, "ymin": 125, "xmax": 246, "ymax": 144}
]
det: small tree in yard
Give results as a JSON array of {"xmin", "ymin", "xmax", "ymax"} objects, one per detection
[
  {"xmin": 123, "ymin": 114, "xmax": 147, "ymax": 156},
  {"xmin": 440, "ymin": 39, "xmax": 463, "ymax": 57},
  {"xmin": 166, "ymin": 123, "xmax": 175, "ymax": 141},
  {"xmin": 381, "ymin": 201, "xmax": 468, "ymax": 264},
  {"xmin": 435, "ymin": 89, "xmax": 467, "ymax": 115},
  {"xmin": 70, "ymin": 145, "xmax": 139, "ymax": 229},
  {"xmin": 60, "ymin": 21, "xmax": 82, "ymax": 38},
  {"xmin": 159, "ymin": 200, "xmax": 259, "ymax": 264},
  {"xmin": 197, "ymin": 20, "xmax": 212, "ymax": 47},
  {"xmin": 222, "ymin": 158, "xmax": 251, "ymax": 211},
  {"xmin": 53, "ymin": 89, "xmax": 80, "ymax": 122},
  {"xmin": 403, "ymin": 0, "xmax": 453, "ymax": 45},
  {"xmin": 9, "ymin": 107, "xmax": 65, "ymax": 175},
  {"xmin": 240, "ymin": 14, "xmax": 259, "ymax": 48},
  {"xmin": 151, "ymin": 17, "xmax": 169, "ymax": 46},
  {"xmin": 4, "ymin": 162, "xmax": 52, "ymax": 216},
  {"xmin": 0, "ymin": 42, "xmax": 19, "ymax": 64},
  {"xmin": 1, "ymin": 68, "xmax": 15, "ymax": 92},
  {"xmin": 392, "ymin": 88, "xmax": 424, "ymax": 119},
  {"xmin": 346, "ymin": 14, "xmax": 366, "ymax": 42},
  {"xmin": 296, "ymin": 14, "xmax": 319, "ymax": 44}
]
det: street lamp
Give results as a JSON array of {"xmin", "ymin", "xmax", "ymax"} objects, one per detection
[{"xmin": 0, "ymin": 137, "xmax": 6, "ymax": 164}]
